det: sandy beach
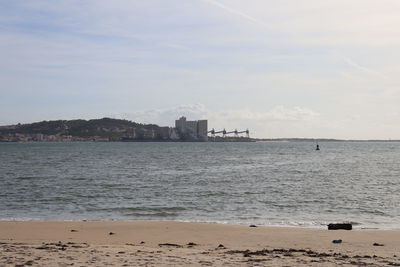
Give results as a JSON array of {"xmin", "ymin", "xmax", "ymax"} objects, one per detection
[{"xmin": 0, "ymin": 221, "xmax": 399, "ymax": 266}]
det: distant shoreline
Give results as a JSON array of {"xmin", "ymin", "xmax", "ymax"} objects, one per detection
[
  {"xmin": 256, "ymin": 138, "xmax": 400, "ymax": 142},
  {"xmin": 1, "ymin": 139, "xmax": 400, "ymax": 143},
  {"xmin": 2, "ymin": 118, "xmax": 399, "ymax": 143}
]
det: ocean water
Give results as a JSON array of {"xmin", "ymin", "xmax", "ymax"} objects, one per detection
[{"xmin": 1, "ymin": 141, "xmax": 400, "ymax": 229}]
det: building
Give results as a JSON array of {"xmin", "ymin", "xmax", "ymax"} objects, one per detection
[
  {"xmin": 175, "ymin": 116, "xmax": 208, "ymax": 141},
  {"xmin": 197, "ymin": 120, "xmax": 208, "ymax": 141},
  {"xmin": 35, "ymin": 133, "xmax": 44, "ymax": 141},
  {"xmin": 169, "ymin": 128, "xmax": 180, "ymax": 140}
]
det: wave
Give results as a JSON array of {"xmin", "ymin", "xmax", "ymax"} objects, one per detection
[
  {"xmin": 123, "ymin": 212, "xmax": 179, "ymax": 217},
  {"xmin": 88, "ymin": 206, "xmax": 187, "ymax": 213}
]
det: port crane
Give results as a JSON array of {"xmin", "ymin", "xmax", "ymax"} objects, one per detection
[
  {"xmin": 208, "ymin": 128, "xmax": 227, "ymax": 138},
  {"xmin": 208, "ymin": 128, "xmax": 249, "ymax": 138},
  {"xmin": 234, "ymin": 129, "xmax": 250, "ymax": 138}
]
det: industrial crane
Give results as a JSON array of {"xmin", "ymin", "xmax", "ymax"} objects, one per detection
[
  {"xmin": 236, "ymin": 129, "xmax": 250, "ymax": 138},
  {"xmin": 208, "ymin": 128, "xmax": 227, "ymax": 138},
  {"xmin": 208, "ymin": 128, "xmax": 249, "ymax": 138}
]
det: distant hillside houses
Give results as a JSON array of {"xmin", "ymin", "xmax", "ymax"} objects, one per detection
[{"xmin": 0, "ymin": 117, "xmax": 209, "ymax": 142}]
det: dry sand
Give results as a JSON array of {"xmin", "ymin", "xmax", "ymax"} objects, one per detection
[{"xmin": 0, "ymin": 221, "xmax": 399, "ymax": 266}]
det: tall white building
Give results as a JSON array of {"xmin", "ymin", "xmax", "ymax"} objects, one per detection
[
  {"xmin": 197, "ymin": 120, "xmax": 208, "ymax": 141},
  {"xmin": 175, "ymin": 116, "xmax": 208, "ymax": 141}
]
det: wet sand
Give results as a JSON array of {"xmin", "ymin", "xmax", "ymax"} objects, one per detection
[{"xmin": 0, "ymin": 221, "xmax": 399, "ymax": 266}]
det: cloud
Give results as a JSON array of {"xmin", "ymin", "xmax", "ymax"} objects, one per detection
[
  {"xmin": 112, "ymin": 104, "xmax": 208, "ymax": 126},
  {"xmin": 226, "ymin": 106, "xmax": 319, "ymax": 122},
  {"xmin": 111, "ymin": 104, "xmax": 320, "ymax": 137}
]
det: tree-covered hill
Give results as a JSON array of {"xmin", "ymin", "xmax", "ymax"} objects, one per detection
[{"xmin": 0, "ymin": 118, "xmax": 171, "ymax": 141}]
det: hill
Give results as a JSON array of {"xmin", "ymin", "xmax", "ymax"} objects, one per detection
[{"xmin": 0, "ymin": 118, "xmax": 172, "ymax": 142}]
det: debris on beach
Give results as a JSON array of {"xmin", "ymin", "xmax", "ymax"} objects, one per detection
[
  {"xmin": 249, "ymin": 224, "xmax": 257, "ymax": 227},
  {"xmin": 109, "ymin": 232, "xmax": 115, "ymax": 235},
  {"xmin": 15, "ymin": 260, "xmax": 34, "ymax": 267},
  {"xmin": 373, "ymin": 243, "xmax": 384, "ymax": 246},
  {"xmin": 328, "ymin": 223, "xmax": 352, "ymax": 230},
  {"xmin": 332, "ymin": 239, "xmax": 342, "ymax": 244},
  {"xmin": 35, "ymin": 242, "xmax": 69, "ymax": 251},
  {"xmin": 158, "ymin": 243, "xmax": 182, "ymax": 248}
]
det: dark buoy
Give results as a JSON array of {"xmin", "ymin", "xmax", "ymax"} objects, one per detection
[{"xmin": 316, "ymin": 144, "xmax": 320, "ymax": 150}]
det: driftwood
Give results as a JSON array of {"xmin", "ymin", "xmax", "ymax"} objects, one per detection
[{"xmin": 328, "ymin": 223, "xmax": 352, "ymax": 230}]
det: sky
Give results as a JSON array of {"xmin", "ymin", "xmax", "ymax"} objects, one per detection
[{"xmin": 1, "ymin": 0, "xmax": 400, "ymax": 139}]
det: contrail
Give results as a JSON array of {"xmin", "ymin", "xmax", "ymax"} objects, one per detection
[
  {"xmin": 205, "ymin": 0, "xmax": 389, "ymax": 82},
  {"xmin": 342, "ymin": 56, "xmax": 388, "ymax": 80},
  {"xmin": 203, "ymin": 0, "xmax": 273, "ymax": 30}
]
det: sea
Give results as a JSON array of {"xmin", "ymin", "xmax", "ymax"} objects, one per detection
[{"xmin": 1, "ymin": 141, "xmax": 400, "ymax": 229}]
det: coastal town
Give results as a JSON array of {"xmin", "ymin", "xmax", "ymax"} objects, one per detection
[{"xmin": 0, "ymin": 116, "xmax": 251, "ymax": 142}]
